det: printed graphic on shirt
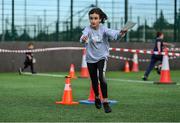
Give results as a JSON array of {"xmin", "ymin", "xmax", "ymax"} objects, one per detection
[{"xmin": 92, "ymin": 35, "xmax": 103, "ymax": 43}]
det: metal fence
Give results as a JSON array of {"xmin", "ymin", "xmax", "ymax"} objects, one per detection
[{"xmin": 0, "ymin": 0, "xmax": 180, "ymax": 42}]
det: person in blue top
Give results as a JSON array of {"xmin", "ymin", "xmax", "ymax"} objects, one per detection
[
  {"xmin": 80, "ymin": 7, "xmax": 127, "ymax": 113},
  {"xmin": 142, "ymin": 32, "xmax": 174, "ymax": 81}
]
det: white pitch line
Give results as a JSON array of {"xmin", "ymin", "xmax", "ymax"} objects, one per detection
[
  {"xmin": 107, "ymin": 78, "xmax": 154, "ymax": 84},
  {"xmin": 108, "ymin": 78, "xmax": 179, "ymax": 86},
  {"xmin": 22, "ymin": 72, "xmax": 66, "ymax": 78},
  {"xmin": 35, "ymin": 73, "xmax": 65, "ymax": 78},
  {"xmin": 21, "ymin": 73, "xmax": 179, "ymax": 86}
]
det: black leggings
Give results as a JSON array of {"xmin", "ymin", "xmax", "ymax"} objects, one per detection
[
  {"xmin": 22, "ymin": 59, "xmax": 35, "ymax": 73},
  {"xmin": 87, "ymin": 59, "xmax": 108, "ymax": 98},
  {"xmin": 144, "ymin": 55, "xmax": 163, "ymax": 77}
]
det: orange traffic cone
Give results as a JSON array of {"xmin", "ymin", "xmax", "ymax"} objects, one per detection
[
  {"xmin": 124, "ymin": 61, "xmax": 130, "ymax": 72},
  {"xmin": 55, "ymin": 76, "xmax": 79, "ymax": 105},
  {"xmin": 132, "ymin": 53, "xmax": 139, "ymax": 72},
  {"xmin": 69, "ymin": 64, "xmax": 77, "ymax": 79},
  {"xmin": 79, "ymin": 82, "xmax": 117, "ymax": 104},
  {"xmin": 155, "ymin": 48, "xmax": 176, "ymax": 84},
  {"xmin": 80, "ymin": 49, "xmax": 89, "ymax": 78},
  {"xmin": 88, "ymin": 83, "xmax": 103, "ymax": 101}
]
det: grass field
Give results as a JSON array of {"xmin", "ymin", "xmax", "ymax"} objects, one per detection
[{"xmin": 0, "ymin": 71, "xmax": 180, "ymax": 122}]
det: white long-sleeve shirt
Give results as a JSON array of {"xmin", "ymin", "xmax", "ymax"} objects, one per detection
[{"xmin": 80, "ymin": 24, "xmax": 121, "ymax": 63}]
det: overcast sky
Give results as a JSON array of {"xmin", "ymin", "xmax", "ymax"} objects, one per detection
[{"xmin": 0, "ymin": 0, "xmax": 179, "ymax": 33}]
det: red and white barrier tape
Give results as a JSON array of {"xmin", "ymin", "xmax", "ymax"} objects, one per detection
[
  {"xmin": 109, "ymin": 54, "xmax": 179, "ymax": 62},
  {"xmin": 0, "ymin": 47, "xmax": 180, "ymax": 57},
  {"xmin": 109, "ymin": 55, "xmax": 150, "ymax": 62},
  {"xmin": 168, "ymin": 48, "xmax": 180, "ymax": 52},
  {"xmin": 169, "ymin": 56, "xmax": 180, "ymax": 60},
  {"xmin": 0, "ymin": 47, "xmax": 84, "ymax": 53},
  {"xmin": 109, "ymin": 48, "xmax": 180, "ymax": 57}
]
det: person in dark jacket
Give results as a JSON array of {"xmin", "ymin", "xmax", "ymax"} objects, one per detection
[
  {"xmin": 142, "ymin": 32, "xmax": 174, "ymax": 81},
  {"xmin": 19, "ymin": 43, "xmax": 36, "ymax": 74}
]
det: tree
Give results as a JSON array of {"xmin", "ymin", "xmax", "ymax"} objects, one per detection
[
  {"xmin": 19, "ymin": 31, "xmax": 32, "ymax": 41},
  {"xmin": 4, "ymin": 30, "xmax": 11, "ymax": 41},
  {"xmin": 178, "ymin": 9, "xmax": 180, "ymax": 41},
  {"xmin": 153, "ymin": 10, "xmax": 172, "ymax": 31}
]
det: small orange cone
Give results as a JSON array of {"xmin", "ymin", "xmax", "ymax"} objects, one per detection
[
  {"xmin": 79, "ymin": 82, "xmax": 117, "ymax": 104},
  {"xmin": 88, "ymin": 83, "xmax": 103, "ymax": 101},
  {"xmin": 55, "ymin": 76, "xmax": 79, "ymax": 105},
  {"xmin": 155, "ymin": 48, "xmax": 176, "ymax": 84},
  {"xmin": 80, "ymin": 49, "xmax": 89, "ymax": 78},
  {"xmin": 132, "ymin": 53, "xmax": 139, "ymax": 72},
  {"xmin": 124, "ymin": 61, "xmax": 130, "ymax": 72},
  {"xmin": 69, "ymin": 64, "xmax": 77, "ymax": 79}
]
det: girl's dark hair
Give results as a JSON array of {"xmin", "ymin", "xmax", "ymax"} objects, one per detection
[
  {"xmin": 156, "ymin": 32, "xmax": 163, "ymax": 37},
  {"xmin": 88, "ymin": 8, "xmax": 108, "ymax": 24}
]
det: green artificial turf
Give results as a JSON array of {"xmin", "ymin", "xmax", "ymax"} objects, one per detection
[{"xmin": 0, "ymin": 71, "xmax": 180, "ymax": 122}]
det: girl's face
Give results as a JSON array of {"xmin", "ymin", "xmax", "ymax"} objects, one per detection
[
  {"xmin": 28, "ymin": 45, "xmax": 34, "ymax": 49},
  {"xmin": 89, "ymin": 13, "xmax": 101, "ymax": 29}
]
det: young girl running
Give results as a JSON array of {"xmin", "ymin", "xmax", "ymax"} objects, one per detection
[
  {"xmin": 80, "ymin": 8, "xmax": 127, "ymax": 113},
  {"xmin": 142, "ymin": 32, "xmax": 174, "ymax": 81},
  {"xmin": 19, "ymin": 43, "xmax": 36, "ymax": 74}
]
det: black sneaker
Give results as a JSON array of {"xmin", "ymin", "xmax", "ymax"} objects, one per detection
[
  {"xmin": 155, "ymin": 64, "xmax": 162, "ymax": 75},
  {"xmin": 154, "ymin": 65, "xmax": 158, "ymax": 70},
  {"xmin": 156, "ymin": 69, "xmax": 161, "ymax": 75},
  {"xmin": 95, "ymin": 97, "xmax": 101, "ymax": 109},
  {"xmin": 18, "ymin": 68, "xmax": 22, "ymax": 75},
  {"xmin": 142, "ymin": 76, "xmax": 148, "ymax": 81},
  {"xmin": 103, "ymin": 102, "xmax": 112, "ymax": 113}
]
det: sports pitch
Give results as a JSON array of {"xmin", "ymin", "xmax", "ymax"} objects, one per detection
[{"xmin": 0, "ymin": 71, "xmax": 180, "ymax": 122}]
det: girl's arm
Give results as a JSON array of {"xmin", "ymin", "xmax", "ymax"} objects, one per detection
[
  {"xmin": 157, "ymin": 41, "xmax": 174, "ymax": 52},
  {"xmin": 105, "ymin": 27, "xmax": 127, "ymax": 40},
  {"xmin": 163, "ymin": 42, "xmax": 175, "ymax": 48},
  {"xmin": 26, "ymin": 54, "xmax": 32, "ymax": 60},
  {"xmin": 157, "ymin": 42, "xmax": 161, "ymax": 52},
  {"xmin": 120, "ymin": 30, "xmax": 127, "ymax": 38},
  {"xmin": 80, "ymin": 27, "xmax": 89, "ymax": 43}
]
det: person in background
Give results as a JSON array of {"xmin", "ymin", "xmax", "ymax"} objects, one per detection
[
  {"xmin": 19, "ymin": 43, "xmax": 36, "ymax": 74},
  {"xmin": 142, "ymin": 32, "xmax": 174, "ymax": 81}
]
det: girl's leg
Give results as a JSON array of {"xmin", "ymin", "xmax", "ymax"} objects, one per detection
[
  {"xmin": 22, "ymin": 62, "xmax": 29, "ymax": 71},
  {"xmin": 97, "ymin": 59, "xmax": 112, "ymax": 113},
  {"xmin": 87, "ymin": 62, "xmax": 99, "ymax": 97},
  {"xmin": 30, "ymin": 62, "xmax": 35, "ymax": 73},
  {"xmin": 87, "ymin": 62, "xmax": 102, "ymax": 109},
  {"xmin": 144, "ymin": 56, "xmax": 158, "ymax": 79},
  {"xmin": 97, "ymin": 59, "xmax": 108, "ymax": 101}
]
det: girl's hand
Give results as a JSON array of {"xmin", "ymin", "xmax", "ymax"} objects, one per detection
[
  {"xmin": 120, "ymin": 29, "xmax": 127, "ymax": 37},
  {"xmin": 82, "ymin": 36, "xmax": 88, "ymax": 43}
]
